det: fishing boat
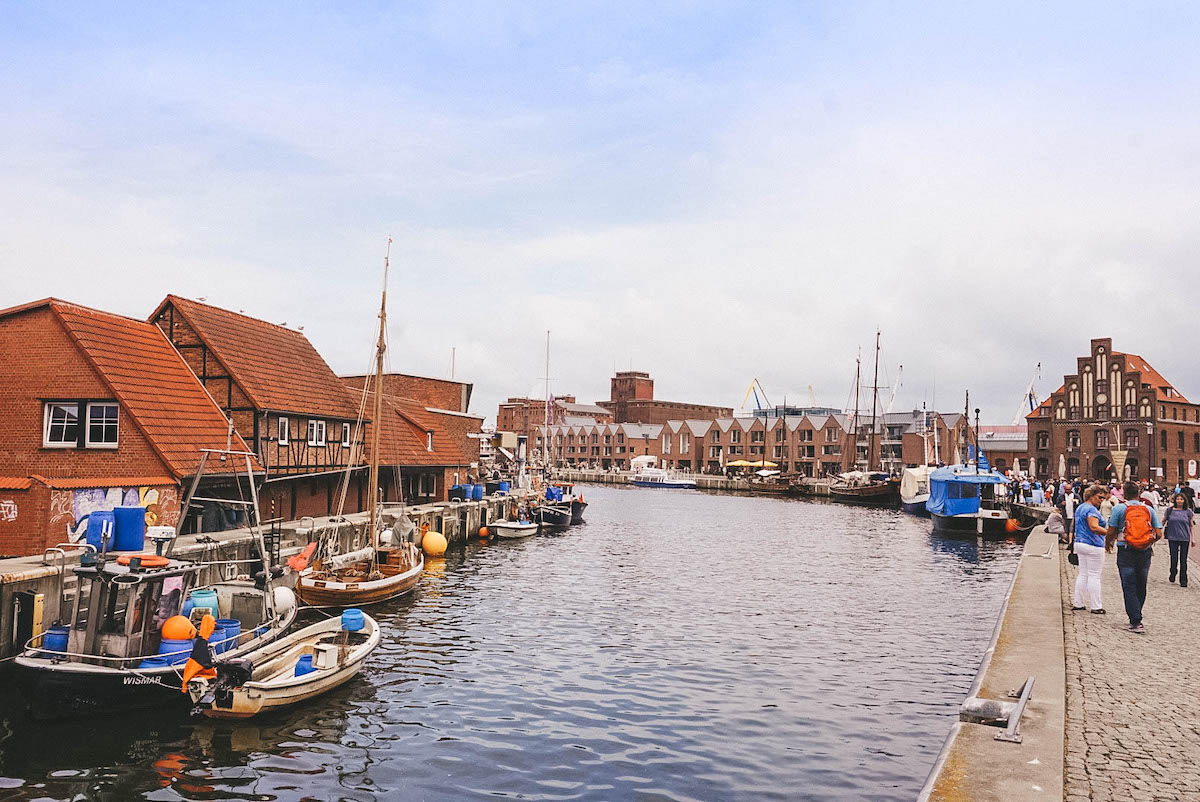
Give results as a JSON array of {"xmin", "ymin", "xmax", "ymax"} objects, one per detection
[
  {"xmin": 297, "ymin": 242, "xmax": 424, "ymax": 609},
  {"xmin": 926, "ymin": 465, "xmax": 1014, "ymax": 536},
  {"xmin": 13, "ymin": 450, "xmax": 299, "ymax": 720},
  {"xmin": 491, "ymin": 520, "xmax": 540, "ymax": 539},
  {"xmin": 550, "ymin": 481, "xmax": 588, "ymax": 524},
  {"xmin": 630, "ymin": 467, "xmax": 697, "ymax": 488},
  {"xmin": 899, "ymin": 465, "xmax": 935, "ymax": 516},
  {"xmin": 187, "ymin": 609, "xmax": 380, "ymax": 719},
  {"xmin": 536, "ymin": 502, "xmax": 573, "ymax": 528}
]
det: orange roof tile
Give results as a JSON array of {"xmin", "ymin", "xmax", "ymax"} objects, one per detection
[
  {"xmin": 1117, "ymin": 352, "xmax": 1189, "ymax": 403},
  {"xmin": 157, "ymin": 296, "xmax": 360, "ymax": 420},
  {"xmin": 0, "ymin": 477, "xmax": 33, "ymax": 491},
  {"xmin": 44, "ymin": 300, "xmax": 258, "ymax": 477},
  {"xmin": 31, "ymin": 475, "xmax": 176, "ymax": 489},
  {"xmin": 347, "ymin": 384, "xmax": 470, "ymax": 467}
]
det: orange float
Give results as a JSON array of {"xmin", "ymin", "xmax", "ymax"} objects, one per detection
[{"xmin": 116, "ymin": 554, "xmax": 170, "ymax": 568}]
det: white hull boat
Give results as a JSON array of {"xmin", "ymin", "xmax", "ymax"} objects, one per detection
[
  {"xmin": 491, "ymin": 520, "xmax": 539, "ymax": 539},
  {"xmin": 188, "ymin": 612, "xmax": 381, "ymax": 719}
]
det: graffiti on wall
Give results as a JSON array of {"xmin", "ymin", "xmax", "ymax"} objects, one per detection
[
  {"xmin": 48, "ymin": 486, "xmax": 179, "ymax": 543},
  {"xmin": 0, "ymin": 500, "xmax": 16, "ymax": 522}
]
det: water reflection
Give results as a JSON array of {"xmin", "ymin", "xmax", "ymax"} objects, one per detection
[{"xmin": 0, "ymin": 485, "xmax": 1022, "ymax": 801}]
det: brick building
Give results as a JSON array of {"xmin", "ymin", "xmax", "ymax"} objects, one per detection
[
  {"xmin": 0, "ymin": 299, "xmax": 255, "ymax": 556},
  {"xmin": 1027, "ymin": 337, "xmax": 1199, "ymax": 483},
  {"xmin": 496, "ymin": 395, "xmax": 614, "ymax": 433},
  {"xmin": 597, "ymin": 371, "xmax": 732, "ymax": 424}
]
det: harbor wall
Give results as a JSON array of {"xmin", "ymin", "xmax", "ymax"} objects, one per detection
[{"xmin": 558, "ymin": 469, "xmax": 834, "ymax": 495}]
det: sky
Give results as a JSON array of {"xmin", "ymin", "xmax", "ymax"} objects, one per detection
[{"xmin": 4, "ymin": 2, "xmax": 1200, "ymax": 425}]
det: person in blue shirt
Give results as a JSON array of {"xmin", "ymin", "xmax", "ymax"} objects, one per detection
[
  {"xmin": 1163, "ymin": 493, "xmax": 1193, "ymax": 588},
  {"xmin": 1071, "ymin": 484, "xmax": 1110, "ymax": 613},
  {"xmin": 1107, "ymin": 481, "xmax": 1164, "ymax": 633}
]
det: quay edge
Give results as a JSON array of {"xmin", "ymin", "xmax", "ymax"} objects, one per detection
[
  {"xmin": 559, "ymin": 468, "xmax": 835, "ymax": 495},
  {"xmin": 919, "ymin": 527, "xmax": 1065, "ymax": 802}
]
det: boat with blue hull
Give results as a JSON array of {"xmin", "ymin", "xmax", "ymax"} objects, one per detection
[{"xmin": 926, "ymin": 465, "xmax": 1013, "ymax": 537}]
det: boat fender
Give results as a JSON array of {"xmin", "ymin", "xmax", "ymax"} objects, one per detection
[
  {"xmin": 423, "ymin": 531, "xmax": 447, "ymax": 557},
  {"xmin": 272, "ymin": 586, "xmax": 297, "ymax": 616}
]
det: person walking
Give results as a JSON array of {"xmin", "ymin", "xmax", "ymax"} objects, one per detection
[
  {"xmin": 1107, "ymin": 480, "xmax": 1164, "ymax": 634},
  {"xmin": 1164, "ymin": 493, "xmax": 1192, "ymax": 587},
  {"xmin": 1072, "ymin": 484, "xmax": 1110, "ymax": 614}
]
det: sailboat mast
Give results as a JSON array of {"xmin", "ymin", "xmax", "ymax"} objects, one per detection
[
  {"xmin": 368, "ymin": 240, "xmax": 390, "ymax": 545},
  {"xmin": 869, "ymin": 329, "xmax": 880, "ymax": 472},
  {"xmin": 850, "ymin": 353, "xmax": 861, "ymax": 472}
]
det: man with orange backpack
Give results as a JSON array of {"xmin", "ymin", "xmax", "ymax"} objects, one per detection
[{"xmin": 1107, "ymin": 480, "xmax": 1164, "ymax": 634}]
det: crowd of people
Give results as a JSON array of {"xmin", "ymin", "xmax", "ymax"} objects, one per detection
[{"xmin": 1039, "ymin": 476, "xmax": 1196, "ymax": 634}]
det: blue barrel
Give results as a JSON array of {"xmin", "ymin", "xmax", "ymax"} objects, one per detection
[
  {"xmin": 208, "ymin": 624, "xmax": 227, "ymax": 654},
  {"xmin": 462, "ymin": 483, "xmax": 475, "ymax": 500},
  {"xmin": 41, "ymin": 625, "xmax": 69, "ymax": 654},
  {"xmin": 188, "ymin": 588, "xmax": 219, "ymax": 616},
  {"xmin": 138, "ymin": 655, "xmax": 172, "ymax": 669},
  {"xmin": 498, "ymin": 481, "xmax": 510, "ymax": 495},
  {"xmin": 341, "ymin": 608, "xmax": 365, "ymax": 632},
  {"xmin": 295, "ymin": 654, "xmax": 315, "ymax": 676},
  {"xmin": 216, "ymin": 619, "xmax": 241, "ymax": 653},
  {"xmin": 113, "ymin": 506, "xmax": 146, "ymax": 551},
  {"xmin": 182, "ymin": 598, "xmax": 194, "ymax": 618},
  {"xmin": 449, "ymin": 484, "xmax": 465, "ymax": 501},
  {"xmin": 158, "ymin": 637, "xmax": 194, "ymax": 665},
  {"xmin": 472, "ymin": 484, "xmax": 484, "ymax": 501},
  {"xmin": 85, "ymin": 510, "xmax": 116, "ymax": 553}
]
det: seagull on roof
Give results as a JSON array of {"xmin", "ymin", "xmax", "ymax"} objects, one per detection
[
  {"xmin": 279, "ymin": 321, "xmax": 287, "ymax": 326},
  {"xmin": 298, "ymin": 326, "xmax": 305, "ymax": 331},
  {"xmin": 198, "ymin": 296, "xmax": 207, "ymax": 301}
]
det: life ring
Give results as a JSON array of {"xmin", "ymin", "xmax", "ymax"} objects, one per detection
[{"xmin": 116, "ymin": 554, "xmax": 170, "ymax": 568}]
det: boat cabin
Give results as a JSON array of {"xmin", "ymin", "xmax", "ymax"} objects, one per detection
[
  {"xmin": 926, "ymin": 468, "xmax": 1007, "ymax": 517},
  {"xmin": 66, "ymin": 558, "xmax": 199, "ymax": 668}
]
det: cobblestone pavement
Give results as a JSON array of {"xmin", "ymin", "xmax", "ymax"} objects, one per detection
[{"xmin": 1061, "ymin": 543, "xmax": 1200, "ymax": 801}]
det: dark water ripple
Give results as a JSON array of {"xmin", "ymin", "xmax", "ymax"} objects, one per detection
[{"xmin": 0, "ymin": 485, "xmax": 1021, "ymax": 801}]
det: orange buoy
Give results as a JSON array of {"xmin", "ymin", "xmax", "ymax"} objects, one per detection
[
  {"xmin": 161, "ymin": 615, "xmax": 197, "ymax": 641},
  {"xmin": 116, "ymin": 553, "xmax": 169, "ymax": 568},
  {"xmin": 1005, "ymin": 518, "xmax": 1020, "ymax": 533},
  {"xmin": 479, "ymin": 526, "xmax": 489, "ymax": 538}
]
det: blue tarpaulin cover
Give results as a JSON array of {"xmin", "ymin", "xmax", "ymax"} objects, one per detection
[{"xmin": 926, "ymin": 466, "xmax": 1006, "ymax": 517}]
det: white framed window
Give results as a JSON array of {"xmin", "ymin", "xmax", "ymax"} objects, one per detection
[
  {"xmin": 85, "ymin": 402, "xmax": 119, "ymax": 448},
  {"xmin": 426, "ymin": 431, "xmax": 433, "ymax": 451},
  {"xmin": 342, "ymin": 422, "xmax": 352, "ymax": 447},
  {"xmin": 278, "ymin": 416, "xmax": 290, "ymax": 445},
  {"xmin": 418, "ymin": 473, "xmax": 435, "ymax": 496},
  {"xmin": 307, "ymin": 419, "xmax": 326, "ymax": 446},
  {"xmin": 43, "ymin": 402, "xmax": 80, "ymax": 447}
]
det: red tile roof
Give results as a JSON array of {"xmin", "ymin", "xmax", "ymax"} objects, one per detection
[
  {"xmin": 1118, "ymin": 352, "xmax": 1188, "ymax": 403},
  {"xmin": 3, "ymin": 299, "xmax": 259, "ymax": 478},
  {"xmin": 31, "ymin": 475, "xmax": 177, "ymax": 489},
  {"xmin": 345, "ymin": 382, "xmax": 470, "ymax": 467},
  {"xmin": 155, "ymin": 296, "xmax": 360, "ymax": 420},
  {"xmin": 0, "ymin": 477, "xmax": 33, "ymax": 491}
]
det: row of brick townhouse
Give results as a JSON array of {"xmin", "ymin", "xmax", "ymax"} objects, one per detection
[
  {"xmin": 536, "ymin": 410, "xmax": 974, "ymax": 475},
  {"xmin": 1027, "ymin": 338, "xmax": 1200, "ymax": 484},
  {"xmin": 0, "ymin": 295, "xmax": 481, "ymax": 556}
]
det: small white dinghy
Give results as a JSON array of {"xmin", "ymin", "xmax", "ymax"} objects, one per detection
[
  {"xmin": 490, "ymin": 520, "xmax": 540, "ymax": 539},
  {"xmin": 187, "ymin": 609, "xmax": 380, "ymax": 719}
]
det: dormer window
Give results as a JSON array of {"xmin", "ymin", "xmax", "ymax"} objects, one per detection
[{"xmin": 426, "ymin": 431, "xmax": 433, "ymax": 451}]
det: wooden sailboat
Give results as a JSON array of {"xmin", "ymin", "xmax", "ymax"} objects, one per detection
[
  {"xmin": 297, "ymin": 241, "xmax": 423, "ymax": 608},
  {"xmin": 830, "ymin": 331, "xmax": 900, "ymax": 506}
]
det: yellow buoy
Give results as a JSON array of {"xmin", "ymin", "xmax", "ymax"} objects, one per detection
[
  {"xmin": 423, "ymin": 530, "xmax": 448, "ymax": 557},
  {"xmin": 478, "ymin": 526, "xmax": 489, "ymax": 539}
]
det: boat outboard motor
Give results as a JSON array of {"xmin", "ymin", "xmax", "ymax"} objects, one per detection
[
  {"xmin": 212, "ymin": 659, "xmax": 254, "ymax": 707},
  {"xmin": 253, "ymin": 564, "xmax": 285, "ymax": 590}
]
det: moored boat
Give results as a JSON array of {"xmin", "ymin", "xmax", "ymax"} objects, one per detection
[
  {"xmin": 187, "ymin": 609, "xmax": 380, "ymax": 719},
  {"xmin": 899, "ymin": 465, "xmax": 935, "ymax": 516},
  {"xmin": 829, "ymin": 471, "xmax": 900, "ymax": 506},
  {"xmin": 630, "ymin": 467, "xmax": 697, "ymax": 488},
  {"xmin": 535, "ymin": 503, "xmax": 572, "ymax": 528},
  {"xmin": 550, "ymin": 482, "xmax": 588, "ymax": 524},
  {"xmin": 491, "ymin": 520, "xmax": 540, "ymax": 538},
  {"xmin": 926, "ymin": 465, "xmax": 1014, "ymax": 536}
]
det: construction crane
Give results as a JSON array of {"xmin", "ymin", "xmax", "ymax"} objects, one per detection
[
  {"xmin": 740, "ymin": 378, "xmax": 772, "ymax": 415},
  {"xmin": 883, "ymin": 365, "xmax": 904, "ymax": 414},
  {"xmin": 1012, "ymin": 363, "xmax": 1042, "ymax": 424}
]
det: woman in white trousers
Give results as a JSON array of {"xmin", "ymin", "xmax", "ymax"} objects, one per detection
[{"xmin": 1072, "ymin": 484, "xmax": 1111, "ymax": 614}]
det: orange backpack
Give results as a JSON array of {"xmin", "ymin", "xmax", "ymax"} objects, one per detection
[{"xmin": 1124, "ymin": 504, "xmax": 1157, "ymax": 549}]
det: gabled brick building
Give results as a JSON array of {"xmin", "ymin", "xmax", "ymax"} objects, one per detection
[
  {"xmin": 0, "ymin": 299, "xmax": 256, "ymax": 555},
  {"xmin": 1027, "ymin": 337, "xmax": 1200, "ymax": 483}
]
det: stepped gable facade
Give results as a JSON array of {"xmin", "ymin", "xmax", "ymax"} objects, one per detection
[
  {"xmin": 0, "ymin": 298, "xmax": 256, "ymax": 555},
  {"xmin": 1027, "ymin": 337, "xmax": 1200, "ymax": 483}
]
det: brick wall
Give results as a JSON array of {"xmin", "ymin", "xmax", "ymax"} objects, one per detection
[{"xmin": 0, "ymin": 484, "xmax": 48, "ymax": 558}]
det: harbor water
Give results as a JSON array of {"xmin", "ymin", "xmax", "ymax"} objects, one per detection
[{"xmin": 0, "ymin": 485, "xmax": 1023, "ymax": 800}]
